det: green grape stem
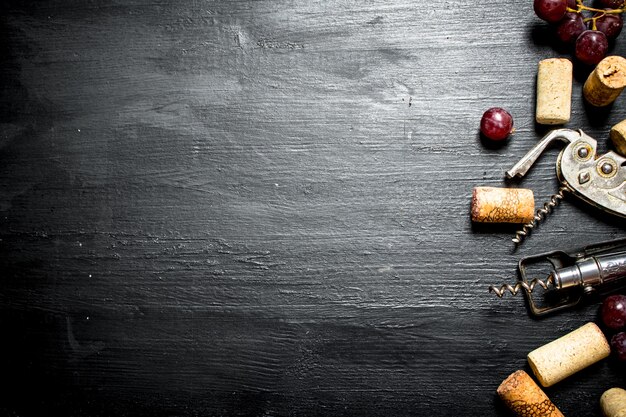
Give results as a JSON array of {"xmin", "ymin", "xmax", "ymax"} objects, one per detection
[
  {"xmin": 568, "ymin": 0, "xmax": 625, "ymax": 15},
  {"xmin": 565, "ymin": 0, "xmax": 624, "ymax": 31}
]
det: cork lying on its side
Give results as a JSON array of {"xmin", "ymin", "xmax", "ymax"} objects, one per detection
[
  {"xmin": 583, "ymin": 56, "xmax": 626, "ymax": 107},
  {"xmin": 601, "ymin": 388, "xmax": 626, "ymax": 417},
  {"xmin": 497, "ymin": 370, "xmax": 564, "ymax": 417},
  {"xmin": 536, "ymin": 58, "xmax": 572, "ymax": 125},
  {"xmin": 527, "ymin": 322, "xmax": 610, "ymax": 387},
  {"xmin": 471, "ymin": 187, "xmax": 535, "ymax": 224},
  {"xmin": 610, "ymin": 119, "xmax": 626, "ymax": 156}
]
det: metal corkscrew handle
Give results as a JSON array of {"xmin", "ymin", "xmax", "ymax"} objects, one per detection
[
  {"xmin": 489, "ymin": 239, "xmax": 626, "ymax": 316},
  {"xmin": 553, "ymin": 251, "xmax": 626, "ymax": 294},
  {"xmin": 490, "ymin": 251, "xmax": 626, "ymax": 297}
]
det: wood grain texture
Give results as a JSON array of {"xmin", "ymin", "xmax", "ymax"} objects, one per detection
[{"xmin": 1, "ymin": 0, "xmax": 625, "ymax": 416}]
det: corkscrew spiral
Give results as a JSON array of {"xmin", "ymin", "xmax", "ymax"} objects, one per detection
[
  {"xmin": 512, "ymin": 186, "xmax": 569, "ymax": 244},
  {"xmin": 489, "ymin": 275, "xmax": 556, "ymax": 297}
]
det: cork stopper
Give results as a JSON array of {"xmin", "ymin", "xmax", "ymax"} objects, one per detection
[
  {"xmin": 583, "ymin": 56, "xmax": 626, "ymax": 107},
  {"xmin": 471, "ymin": 187, "xmax": 535, "ymax": 224},
  {"xmin": 601, "ymin": 387, "xmax": 626, "ymax": 417},
  {"xmin": 527, "ymin": 322, "xmax": 610, "ymax": 387},
  {"xmin": 497, "ymin": 370, "xmax": 564, "ymax": 417},
  {"xmin": 536, "ymin": 58, "xmax": 573, "ymax": 125},
  {"xmin": 610, "ymin": 119, "xmax": 626, "ymax": 157}
]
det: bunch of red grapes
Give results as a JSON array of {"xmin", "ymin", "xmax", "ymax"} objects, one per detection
[
  {"xmin": 601, "ymin": 294, "xmax": 626, "ymax": 361},
  {"xmin": 534, "ymin": 0, "xmax": 625, "ymax": 65}
]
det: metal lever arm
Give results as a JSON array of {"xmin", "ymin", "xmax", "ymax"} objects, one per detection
[{"xmin": 506, "ymin": 129, "xmax": 581, "ymax": 179}]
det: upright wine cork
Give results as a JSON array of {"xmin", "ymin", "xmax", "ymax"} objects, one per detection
[
  {"xmin": 610, "ymin": 119, "xmax": 626, "ymax": 156},
  {"xmin": 497, "ymin": 370, "xmax": 564, "ymax": 417},
  {"xmin": 527, "ymin": 322, "xmax": 610, "ymax": 387},
  {"xmin": 536, "ymin": 58, "xmax": 572, "ymax": 125},
  {"xmin": 583, "ymin": 56, "xmax": 626, "ymax": 107},
  {"xmin": 471, "ymin": 186, "xmax": 535, "ymax": 224},
  {"xmin": 601, "ymin": 387, "xmax": 626, "ymax": 417}
]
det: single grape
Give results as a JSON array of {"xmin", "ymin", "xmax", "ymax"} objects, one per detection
[
  {"xmin": 567, "ymin": 0, "xmax": 577, "ymax": 7},
  {"xmin": 534, "ymin": 0, "xmax": 568, "ymax": 23},
  {"xmin": 557, "ymin": 12, "xmax": 586, "ymax": 43},
  {"xmin": 602, "ymin": 294, "xmax": 626, "ymax": 330},
  {"xmin": 611, "ymin": 332, "xmax": 626, "ymax": 362},
  {"xmin": 480, "ymin": 108, "xmax": 514, "ymax": 141},
  {"xmin": 594, "ymin": 11, "xmax": 623, "ymax": 40},
  {"xmin": 598, "ymin": 0, "xmax": 625, "ymax": 8},
  {"xmin": 575, "ymin": 30, "xmax": 609, "ymax": 65}
]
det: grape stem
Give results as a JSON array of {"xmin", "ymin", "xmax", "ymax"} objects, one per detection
[
  {"xmin": 566, "ymin": 0, "xmax": 624, "ymax": 31},
  {"xmin": 569, "ymin": 0, "xmax": 625, "ymax": 15},
  {"xmin": 580, "ymin": 5, "xmax": 624, "ymax": 13},
  {"xmin": 585, "ymin": 16, "xmax": 600, "ymax": 30}
]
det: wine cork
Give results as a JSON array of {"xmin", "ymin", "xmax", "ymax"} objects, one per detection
[
  {"xmin": 527, "ymin": 322, "xmax": 610, "ymax": 387},
  {"xmin": 471, "ymin": 186, "xmax": 535, "ymax": 224},
  {"xmin": 601, "ymin": 387, "xmax": 626, "ymax": 417},
  {"xmin": 497, "ymin": 370, "xmax": 564, "ymax": 417},
  {"xmin": 583, "ymin": 56, "xmax": 626, "ymax": 107},
  {"xmin": 536, "ymin": 58, "xmax": 572, "ymax": 125},
  {"xmin": 610, "ymin": 119, "xmax": 626, "ymax": 156}
]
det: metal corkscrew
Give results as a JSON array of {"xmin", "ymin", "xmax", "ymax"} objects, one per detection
[
  {"xmin": 506, "ymin": 129, "xmax": 626, "ymax": 244},
  {"xmin": 489, "ymin": 238, "xmax": 626, "ymax": 316}
]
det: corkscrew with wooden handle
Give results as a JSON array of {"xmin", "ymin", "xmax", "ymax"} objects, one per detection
[
  {"xmin": 506, "ymin": 128, "xmax": 626, "ymax": 244},
  {"xmin": 490, "ymin": 238, "xmax": 626, "ymax": 316}
]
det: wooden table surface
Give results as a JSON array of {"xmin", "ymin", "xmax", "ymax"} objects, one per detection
[{"xmin": 1, "ymin": 0, "xmax": 625, "ymax": 415}]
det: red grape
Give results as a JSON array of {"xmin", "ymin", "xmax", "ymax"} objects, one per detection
[
  {"xmin": 575, "ymin": 30, "xmax": 609, "ymax": 65},
  {"xmin": 534, "ymin": 0, "xmax": 568, "ymax": 23},
  {"xmin": 611, "ymin": 332, "xmax": 626, "ymax": 362},
  {"xmin": 567, "ymin": 0, "xmax": 577, "ymax": 7},
  {"xmin": 594, "ymin": 11, "xmax": 623, "ymax": 40},
  {"xmin": 480, "ymin": 108, "xmax": 514, "ymax": 141},
  {"xmin": 602, "ymin": 294, "xmax": 626, "ymax": 330},
  {"xmin": 557, "ymin": 12, "xmax": 586, "ymax": 43},
  {"xmin": 598, "ymin": 0, "xmax": 625, "ymax": 8}
]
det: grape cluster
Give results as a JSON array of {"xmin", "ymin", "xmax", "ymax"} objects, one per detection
[
  {"xmin": 600, "ymin": 294, "xmax": 626, "ymax": 362},
  {"xmin": 534, "ymin": 0, "xmax": 625, "ymax": 65}
]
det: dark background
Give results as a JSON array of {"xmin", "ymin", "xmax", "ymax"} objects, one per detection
[{"xmin": 1, "ymin": 0, "xmax": 625, "ymax": 415}]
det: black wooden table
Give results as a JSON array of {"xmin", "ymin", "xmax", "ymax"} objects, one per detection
[{"xmin": 1, "ymin": 1, "xmax": 625, "ymax": 415}]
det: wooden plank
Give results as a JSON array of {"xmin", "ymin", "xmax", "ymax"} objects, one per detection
[{"xmin": 1, "ymin": 0, "xmax": 625, "ymax": 415}]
